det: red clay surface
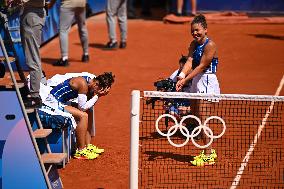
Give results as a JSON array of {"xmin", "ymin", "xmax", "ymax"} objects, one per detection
[{"xmin": 36, "ymin": 13, "xmax": 284, "ymax": 189}]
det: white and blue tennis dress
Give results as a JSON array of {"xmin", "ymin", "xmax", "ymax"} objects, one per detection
[
  {"xmin": 190, "ymin": 38, "xmax": 220, "ymax": 95},
  {"xmin": 44, "ymin": 76, "xmax": 92, "ymax": 112}
]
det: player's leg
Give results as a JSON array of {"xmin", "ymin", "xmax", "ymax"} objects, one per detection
[
  {"xmin": 198, "ymin": 100, "xmax": 212, "ymax": 156},
  {"xmin": 85, "ymin": 109, "xmax": 105, "ymax": 154},
  {"xmin": 86, "ymin": 109, "xmax": 93, "ymax": 145},
  {"xmin": 187, "ymin": 99, "xmax": 200, "ymax": 131},
  {"xmin": 190, "ymin": 100, "xmax": 217, "ymax": 166},
  {"xmin": 64, "ymin": 106, "xmax": 98, "ymax": 159},
  {"xmin": 190, "ymin": 73, "xmax": 219, "ymax": 166},
  {"xmin": 64, "ymin": 105, "xmax": 88, "ymax": 149}
]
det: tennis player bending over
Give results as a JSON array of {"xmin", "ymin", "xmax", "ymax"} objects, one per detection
[
  {"xmin": 44, "ymin": 72, "xmax": 115, "ymax": 160},
  {"xmin": 176, "ymin": 14, "xmax": 220, "ymax": 166}
]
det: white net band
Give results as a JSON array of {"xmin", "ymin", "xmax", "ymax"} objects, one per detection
[{"xmin": 144, "ymin": 91, "xmax": 284, "ymax": 101}]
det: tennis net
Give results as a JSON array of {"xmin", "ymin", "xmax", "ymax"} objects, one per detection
[{"xmin": 130, "ymin": 91, "xmax": 284, "ymax": 189}]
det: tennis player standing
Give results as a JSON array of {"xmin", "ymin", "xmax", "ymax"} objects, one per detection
[{"xmin": 176, "ymin": 14, "xmax": 220, "ymax": 166}]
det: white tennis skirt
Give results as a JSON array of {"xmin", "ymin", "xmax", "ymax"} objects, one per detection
[{"xmin": 190, "ymin": 73, "xmax": 220, "ymax": 94}]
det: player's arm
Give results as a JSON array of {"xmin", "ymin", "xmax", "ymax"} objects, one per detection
[
  {"xmin": 78, "ymin": 82, "xmax": 111, "ymax": 111},
  {"xmin": 184, "ymin": 41, "xmax": 216, "ymax": 84},
  {"xmin": 70, "ymin": 77, "xmax": 98, "ymax": 111},
  {"xmin": 77, "ymin": 86, "xmax": 111, "ymax": 111},
  {"xmin": 181, "ymin": 41, "xmax": 196, "ymax": 76},
  {"xmin": 176, "ymin": 41, "xmax": 195, "ymax": 91}
]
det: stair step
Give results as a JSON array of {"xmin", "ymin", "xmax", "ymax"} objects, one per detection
[
  {"xmin": 0, "ymin": 56, "xmax": 16, "ymax": 63},
  {"xmin": 6, "ymin": 82, "xmax": 25, "ymax": 88},
  {"xmin": 33, "ymin": 129, "xmax": 52, "ymax": 138},
  {"xmin": 41, "ymin": 153, "xmax": 67, "ymax": 164}
]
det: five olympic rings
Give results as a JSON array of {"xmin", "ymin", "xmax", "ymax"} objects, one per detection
[{"xmin": 155, "ymin": 114, "xmax": 226, "ymax": 148}]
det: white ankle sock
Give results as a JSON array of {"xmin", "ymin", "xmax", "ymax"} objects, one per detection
[{"xmin": 62, "ymin": 56, "xmax": 68, "ymax": 61}]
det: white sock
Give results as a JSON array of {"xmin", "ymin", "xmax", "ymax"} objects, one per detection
[{"xmin": 62, "ymin": 56, "xmax": 68, "ymax": 61}]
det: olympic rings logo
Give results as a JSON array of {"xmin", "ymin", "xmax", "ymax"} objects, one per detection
[{"xmin": 155, "ymin": 114, "xmax": 226, "ymax": 148}]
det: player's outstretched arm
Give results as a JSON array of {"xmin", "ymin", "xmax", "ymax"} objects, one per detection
[{"xmin": 176, "ymin": 41, "xmax": 195, "ymax": 91}]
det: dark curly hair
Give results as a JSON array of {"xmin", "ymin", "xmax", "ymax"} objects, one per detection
[
  {"xmin": 95, "ymin": 72, "xmax": 115, "ymax": 89},
  {"xmin": 191, "ymin": 14, "xmax": 207, "ymax": 29}
]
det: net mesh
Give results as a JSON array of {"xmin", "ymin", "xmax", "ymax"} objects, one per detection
[{"xmin": 139, "ymin": 91, "xmax": 284, "ymax": 189}]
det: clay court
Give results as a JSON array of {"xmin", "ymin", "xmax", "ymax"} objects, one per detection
[{"xmin": 35, "ymin": 12, "xmax": 284, "ymax": 188}]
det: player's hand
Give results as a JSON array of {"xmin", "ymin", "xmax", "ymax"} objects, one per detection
[
  {"xmin": 176, "ymin": 79, "xmax": 185, "ymax": 91},
  {"xmin": 177, "ymin": 75, "xmax": 183, "ymax": 81},
  {"xmin": 177, "ymin": 71, "xmax": 185, "ymax": 81},
  {"xmin": 96, "ymin": 87, "xmax": 111, "ymax": 97}
]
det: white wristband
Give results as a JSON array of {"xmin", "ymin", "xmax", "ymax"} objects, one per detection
[
  {"xmin": 78, "ymin": 94, "xmax": 99, "ymax": 111},
  {"xmin": 178, "ymin": 72, "xmax": 185, "ymax": 79}
]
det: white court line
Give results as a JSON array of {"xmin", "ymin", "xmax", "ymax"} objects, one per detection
[{"xmin": 230, "ymin": 75, "xmax": 284, "ymax": 189}]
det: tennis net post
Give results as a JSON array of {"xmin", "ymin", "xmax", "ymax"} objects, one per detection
[{"xmin": 130, "ymin": 90, "xmax": 140, "ymax": 189}]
